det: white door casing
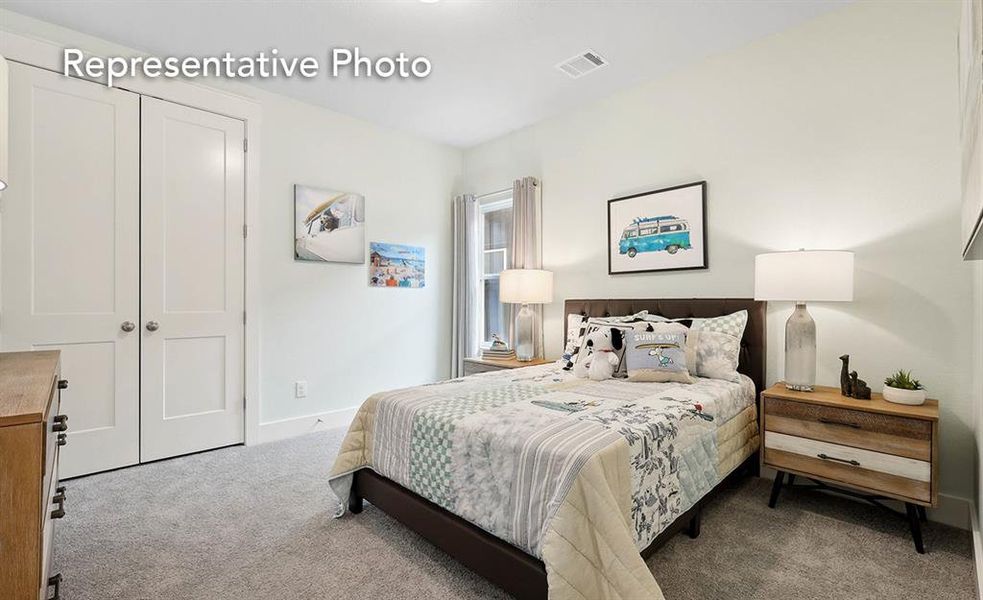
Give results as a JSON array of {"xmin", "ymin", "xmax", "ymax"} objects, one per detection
[
  {"xmin": 139, "ymin": 96, "xmax": 245, "ymax": 461},
  {"xmin": 2, "ymin": 63, "xmax": 140, "ymax": 477}
]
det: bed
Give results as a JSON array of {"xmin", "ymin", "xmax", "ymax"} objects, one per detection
[{"xmin": 329, "ymin": 298, "xmax": 766, "ymax": 600}]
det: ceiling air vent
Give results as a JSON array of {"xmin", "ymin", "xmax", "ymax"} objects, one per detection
[{"xmin": 555, "ymin": 49, "xmax": 608, "ymax": 79}]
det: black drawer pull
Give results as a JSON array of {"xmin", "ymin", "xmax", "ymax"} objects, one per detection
[
  {"xmin": 57, "ymin": 379, "xmax": 68, "ymax": 390},
  {"xmin": 47, "ymin": 573, "xmax": 62, "ymax": 600},
  {"xmin": 57, "ymin": 432, "xmax": 68, "ymax": 447},
  {"xmin": 817, "ymin": 417, "xmax": 861, "ymax": 429},
  {"xmin": 52, "ymin": 414, "xmax": 68, "ymax": 433},
  {"xmin": 51, "ymin": 487, "xmax": 66, "ymax": 519},
  {"xmin": 817, "ymin": 453, "xmax": 860, "ymax": 466}
]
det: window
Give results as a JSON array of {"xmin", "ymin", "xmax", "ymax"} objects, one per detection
[
  {"xmin": 478, "ymin": 192, "xmax": 513, "ymax": 347},
  {"xmin": 660, "ymin": 223, "xmax": 683, "ymax": 233}
]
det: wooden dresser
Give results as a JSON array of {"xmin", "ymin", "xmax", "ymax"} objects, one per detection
[
  {"xmin": 762, "ymin": 383, "xmax": 938, "ymax": 553},
  {"xmin": 0, "ymin": 351, "xmax": 68, "ymax": 600}
]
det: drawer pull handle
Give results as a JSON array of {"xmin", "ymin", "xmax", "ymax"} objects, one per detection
[
  {"xmin": 47, "ymin": 573, "xmax": 62, "ymax": 600},
  {"xmin": 817, "ymin": 418, "xmax": 861, "ymax": 429},
  {"xmin": 57, "ymin": 432, "xmax": 68, "ymax": 447},
  {"xmin": 52, "ymin": 415, "xmax": 68, "ymax": 433},
  {"xmin": 57, "ymin": 379, "xmax": 68, "ymax": 390},
  {"xmin": 817, "ymin": 453, "xmax": 860, "ymax": 466},
  {"xmin": 51, "ymin": 487, "xmax": 66, "ymax": 519}
]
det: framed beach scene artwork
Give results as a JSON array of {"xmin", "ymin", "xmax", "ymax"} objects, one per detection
[
  {"xmin": 369, "ymin": 242, "xmax": 426, "ymax": 288},
  {"xmin": 294, "ymin": 185, "xmax": 365, "ymax": 263},
  {"xmin": 607, "ymin": 181, "xmax": 708, "ymax": 274}
]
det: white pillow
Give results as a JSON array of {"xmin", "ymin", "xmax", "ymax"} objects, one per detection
[
  {"xmin": 559, "ymin": 314, "xmax": 590, "ymax": 370},
  {"xmin": 694, "ymin": 330, "xmax": 742, "ymax": 382},
  {"xmin": 690, "ymin": 310, "xmax": 748, "ymax": 339}
]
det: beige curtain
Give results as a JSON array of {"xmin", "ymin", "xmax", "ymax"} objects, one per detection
[
  {"xmin": 507, "ymin": 177, "xmax": 544, "ymax": 359},
  {"xmin": 451, "ymin": 194, "xmax": 481, "ymax": 377}
]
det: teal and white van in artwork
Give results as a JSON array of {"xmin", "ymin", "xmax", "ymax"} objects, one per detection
[{"xmin": 618, "ymin": 215, "xmax": 691, "ymax": 258}]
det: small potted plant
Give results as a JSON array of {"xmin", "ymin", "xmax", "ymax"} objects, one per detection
[{"xmin": 883, "ymin": 370, "xmax": 926, "ymax": 406}]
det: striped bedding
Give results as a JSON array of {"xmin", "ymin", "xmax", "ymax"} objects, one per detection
[{"xmin": 328, "ymin": 363, "xmax": 757, "ymax": 598}]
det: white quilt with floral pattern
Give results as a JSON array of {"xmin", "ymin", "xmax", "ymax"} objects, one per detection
[{"xmin": 329, "ymin": 363, "xmax": 755, "ymax": 553}]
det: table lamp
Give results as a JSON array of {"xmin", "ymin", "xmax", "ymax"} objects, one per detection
[
  {"xmin": 499, "ymin": 269, "xmax": 553, "ymax": 362},
  {"xmin": 754, "ymin": 249, "xmax": 854, "ymax": 391}
]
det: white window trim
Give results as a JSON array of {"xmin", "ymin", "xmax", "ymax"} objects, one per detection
[{"xmin": 477, "ymin": 190, "xmax": 513, "ymax": 348}]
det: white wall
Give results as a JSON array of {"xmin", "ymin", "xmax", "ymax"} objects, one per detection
[
  {"xmin": 257, "ymin": 94, "xmax": 461, "ymax": 424},
  {"xmin": 466, "ymin": 1, "xmax": 976, "ymax": 503},
  {"xmin": 0, "ymin": 10, "xmax": 464, "ymax": 430}
]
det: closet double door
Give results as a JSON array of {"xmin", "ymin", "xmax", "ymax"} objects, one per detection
[{"xmin": 2, "ymin": 63, "xmax": 245, "ymax": 478}]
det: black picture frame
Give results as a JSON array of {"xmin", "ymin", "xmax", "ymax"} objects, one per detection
[{"xmin": 607, "ymin": 181, "xmax": 708, "ymax": 275}]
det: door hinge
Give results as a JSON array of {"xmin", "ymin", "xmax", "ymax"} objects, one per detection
[
  {"xmin": 243, "ymin": 138, "xmax": 248, "ymax": 153},
  {"xmin": 243, "ymin": 396, "xmax": 247, "ymax": 408},
  {"xmin": 242, "ymin": 311, "xmax": 246, "ymax": 325},
  {"xmin": 243, "ymin": 224, "xmax": 248, "ymax": 239}
]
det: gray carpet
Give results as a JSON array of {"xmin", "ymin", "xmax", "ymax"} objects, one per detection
[{"xmin": 53, "ymin": 429, "xmax": 976, "ymax": 600}]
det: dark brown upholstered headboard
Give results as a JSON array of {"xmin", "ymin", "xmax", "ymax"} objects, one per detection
[{"xmin": 563, "ymin": 298, "xmax": 767, "ymax": 395}]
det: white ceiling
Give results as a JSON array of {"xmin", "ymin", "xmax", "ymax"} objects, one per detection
[{"xmin": 0, "ymin": 0, "xmax": 850, "ymax": 148}]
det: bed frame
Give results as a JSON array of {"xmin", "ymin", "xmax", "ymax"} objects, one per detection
[{"xmin": 348, "ymin": 298, "xmax": 767, "ymax": 600}]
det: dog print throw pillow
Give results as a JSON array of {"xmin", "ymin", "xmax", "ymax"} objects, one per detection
[{"xmin": 625, "ymin": 328, "xmax": 694, "ymax": 383}]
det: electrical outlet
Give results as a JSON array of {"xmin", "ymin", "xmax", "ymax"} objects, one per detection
[{"xmin": 295, "ymin": 380, "xmax": 308, "ymax": 398}]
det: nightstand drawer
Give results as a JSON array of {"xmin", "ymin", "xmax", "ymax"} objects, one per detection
[
  {"xmin": 463, "ymin": 361, "xmax": 504, "ymax": 376},
  {"xmin": 765, "ymin": 444, "xmax": 931, "ymax": 503},
  {"xmin": 765, "ymin": 397, "xmax": 931, "ymax": 461}
]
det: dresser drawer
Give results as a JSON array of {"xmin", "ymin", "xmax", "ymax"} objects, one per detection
[
  {"xmin": 765, "ymin": 397, "xmax": 931, "ymax": 461},
  {"xmin": 765, "ymin": 432, "xmax": 931, "ymax": 503},
  {"xmin": 39, "ymin": 457, "xmax": 59, "ymax": 600},
  {"xmin": 41, "ymin": 379, "xmax": 61, "ymax": 528}
]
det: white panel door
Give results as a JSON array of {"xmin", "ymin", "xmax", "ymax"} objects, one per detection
[
  {"xmin": 140, "ymin": 97, "xmax": 245, "ymax": 461},
  {"xmin": 2, "ymin": 63, "xmax": 140, "ymax": 477}
]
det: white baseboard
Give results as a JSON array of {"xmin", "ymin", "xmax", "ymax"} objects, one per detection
[
  {"xmin": 932, "ymin": 493, "xmax": 972, "ymax": 530},
  {"xmin": 256, "ymin": 406, "xmax": 359, "ymax": 444},
  {"xmin": 971, "ymin": 501, "xmax": 983, "ymax": 600}
]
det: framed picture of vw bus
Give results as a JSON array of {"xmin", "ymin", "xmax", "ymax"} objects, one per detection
[{"xmin": 607, "ymin": 181, "xmax": 708, "ymax": 274}]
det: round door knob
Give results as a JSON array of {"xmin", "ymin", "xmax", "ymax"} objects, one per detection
[
  {"xmin": 146, "ymin": 320, "xmax": 160, "ymax": 332},
  {"xmin": 121, "ymin": 321, "xmax": 136, "ymax": 332}
]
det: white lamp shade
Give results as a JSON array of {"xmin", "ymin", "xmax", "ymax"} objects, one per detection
[
  {"xmin": 754, "ymin": 250, "xmax": 854, "ymax": 302},
  {"xmin": 499, "ymin": 269, "xmax": 553, "ymax": 304}
]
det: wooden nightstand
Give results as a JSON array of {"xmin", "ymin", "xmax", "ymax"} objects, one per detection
[
  {"xmin": 761, "ymin": 383, "xmax": 939, "ymax": 553},
  {"xmin": 462, "ymin": 357, "xmax": 550, "ymax": 376}
]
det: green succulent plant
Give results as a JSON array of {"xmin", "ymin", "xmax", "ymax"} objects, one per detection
[{"xmin": 884, "ymin": 369, "xmax": 923, "ymax": 391}]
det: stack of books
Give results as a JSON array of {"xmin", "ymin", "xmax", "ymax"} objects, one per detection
[{"xmin": 481, "ymin": 347, "xmax": 516, "ymax": 361}]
